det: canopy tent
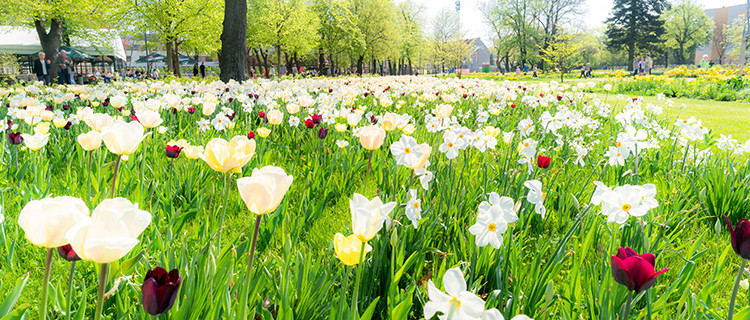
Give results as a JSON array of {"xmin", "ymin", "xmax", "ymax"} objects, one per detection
[
  {"xmin": 135, "ymin": 53, "xmax": 167, "ymax": 63},
  {"xmin": 26, "ymin": 46, "xmax": 96, "ymax": 60},
  {"xmin": 179, "ymin": 55, "xmax": 197, "ymax": 64},
  {"xmin": 0, "ymin": 26, "xmax": 126, "ymax": 61}
]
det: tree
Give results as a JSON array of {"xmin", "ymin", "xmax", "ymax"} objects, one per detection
[
  {"xmin": 349, "ymin": 0, "xmax": 398, "ymax": 75},
  {"xmin": 535, "ymin": 0, "xmax": 585, "ymax": 69},
  {"xmin": 127, "ymin": 0, "xmax": 223, "ymax": 77},
  {"xmin": 713, "ymin": 23, "xmax": 728, "ymax": 65},
  {"xmin": 429, "ymin": 8, "xmax": 460, "ymax": 73},
  {"xmin": 539, "ymin": 28, "xmax": 580, "ymax": 82},
  {"xmin": 313, "ymin": 0, "xmax": 364, "ymax": 75},
  {"xmin": 605, "ymin": 0, "xmax": 669, "ymax": 70},
  {"xmin": 395, "ymin": 1, "xmax": 426, "ymax": 75},
  {"xmin": 0, "ymin": 0, "xmax": 125, "ymax": 80},
  {"xmin": 219, "ymin": 0, "xmax": 248, "ymax": 82},
  {"xmin": 479, "ymin": 0, "xmax": 540, "ymax": 68},
  {"xmin": 661, "ymin": 0, "xmax": 712, "ymax": 64},
  {"xmin": 726, "ymin": 13, "xmax": 749, "ymax": 64}
]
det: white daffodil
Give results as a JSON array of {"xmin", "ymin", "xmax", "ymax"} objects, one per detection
[
  {"xmin": 405, "ymin": 189, "xmax": 422, "ymax": 229},
  {"xmin": 424, "ymin": 267, "xmax": 486, "ymax": 320},
  {"xmin": 524, "ymin": 180, "xmax": 546, "ymax": 218},
  {"xmin": 469, "ymin": 193, "xmax": 518, "ymax": 249}
]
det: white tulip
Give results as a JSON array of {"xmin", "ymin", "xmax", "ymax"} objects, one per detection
[{"xmin": 18, "ymin": 196, "xmax": 89, "ymax": 248}]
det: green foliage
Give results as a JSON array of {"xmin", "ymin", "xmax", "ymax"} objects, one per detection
[{"xmin": 661, "ymin": 0, "xmax": 713, "ymax": 63}]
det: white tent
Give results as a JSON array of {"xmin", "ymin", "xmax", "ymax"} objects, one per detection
[{"xmin": 0, "ymin": 26, "xmax": 126, "ymax": 60}]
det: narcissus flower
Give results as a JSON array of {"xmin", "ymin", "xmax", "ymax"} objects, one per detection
[
  {"xmin": 333, "ymin": 233, "xmax": 372, "ymax": 266},
  {"xmin": 469, "ymin": 193, "xmax": 518, "ymax": 249},
  {"xmin": 424, "ymin": 267, "xmax": 486, "ymax": 320},
  {"xmin": 390, "ymin": 135, "xmax": 424, "ymax": 167},
  {"xmin": 142, "ymin": 266, "xmax": 182, "ymax": 316},
  {"xmin": 610, "ymin": 247, "xmax": 668, "ymax": 293}
]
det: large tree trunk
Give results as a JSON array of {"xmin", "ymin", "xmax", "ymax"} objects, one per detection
[
  {"xmin": 627, "ymin": 43, "xmax": 634, "ymax": 71},
  {"xmin": 318, "ymin": 47, "xmax": 325, "ymax": 72},
  {"xmin": 357, "ymin": 55, "xmax": 364, "ymax": 76},
  {"xmin": 276, "ymin": 44, "xmax": 282, "ymax": 76},
  {"xmin": 172, "ymin": 42, "xmax": 182, "ymax": 77},
  {"xmin": 219, "ymin": 0, "xmax": 248, "ymax": 82},
  {"xmin": 34, "ymin": 19, "xmax": 63, "ymax": 82},
  {"xmin": 166, "ymin": 40, "xmax": 175, "ymax": 75}
]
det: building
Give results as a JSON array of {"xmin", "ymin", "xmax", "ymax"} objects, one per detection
[
  {"xmin": 695, "ymin": 4, "xmax": 749, "ymax": 65},
  {"xmin": 461, "ymin": 38, "xmax": 491, "ymax": 73}
]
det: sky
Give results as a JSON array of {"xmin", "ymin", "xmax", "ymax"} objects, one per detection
[{"xmin": 405, "ymin": 0, "xmax": 749, "ymax": 45}]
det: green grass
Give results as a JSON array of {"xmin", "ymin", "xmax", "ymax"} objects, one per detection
[{"xmin": 601, "ymin": 95, "xmax": 750, "ymax": 142}]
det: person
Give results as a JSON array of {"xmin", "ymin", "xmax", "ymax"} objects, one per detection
[
  {"xmin": 644, "ymin": 55, "xmax": 652, "ymax": 75},
  {"xmin": 523, "ymin": 63, "xmax": 529, "ymax": 75},
  {"xmin": 579, "ymin": 64, "xmax": 586, "ymax": 78},
  {"xmin": 699, "ymin": 54, "xmax": 710, "ymax": 71},
  {"xmin": 33, "ymin": 52, "xmax": 51, "ymax": 85},
  {"xmin": 269, "ymin": 65, "xmax": 276, "ymax": 78},
  {"xmin": 193, "ymin": 63, "xmax": 199, "ymax": 77},
  {"xmin": 515, "ymin": 66, "xmax": 521, "ymax": 76},
  {"xmin": 532, "ymin": 65, "xmax": 538, "ymax": 78},
  {"xmin": 55, "ymin": 50, "xmax": 73, "ymax": 84},
  {"xmin": 639, "ymin": 58, "xmax": 645, "ymax": 76},
  {"xmin": 632, "ymin": 57, "xmax": 639, "ymax": 76},
  {"xmin": 103, "ymin": 70, "xmax": 112, "ymax": 83},
  {"xmin": 414, "ymin": 67, "xmax": 419, "ymax": 76},
  {"xmin": 152, "ymin": 68, "xmax": 159, "ymax": 80},
  {"xmin": 200, "ymin": 62, "xmax": 206, "ymax": 77},
  {"xmin": 280, "ymin": 64, "xmax": 287, "ymax": 76},
  {"xmin": 585, "ymin": 63, "xmax": 592, "ymax": 78}
]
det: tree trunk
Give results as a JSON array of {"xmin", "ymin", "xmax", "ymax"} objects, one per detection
[
  {"xmin": 627, "ymin": 43, "xmax": 634, "ymax": 71},
  {"xmin": 166, "ymin": 40, "xmax": 175, "ymax": 75},
  {"xmin": 679, "ymin": 43, "xmax": 685, "ymax": 65},
  {"xmin": 34, "ymin": 19, "xmax": 63, "ymax": 82},
  {"xmin": 318, "ymin": 47, "xmax": 325, "ymax": 72},
  {"xmin": 408, "ymin": 58, "xmax": 413, "ymax": 75},
  {"xmin": 172, "ymin": 42, "xmax": 182, "ymax": 77},
  {"xmin": 357, "ymin": 55, "xmax": 364, "ymax": 76},
  {"xmin": 276, "ymin": 44, "xmax": 282, "ymax": 76},
  {"xmin": 219, "ymin": 0, "xmax": 248, "ymax": 82}
]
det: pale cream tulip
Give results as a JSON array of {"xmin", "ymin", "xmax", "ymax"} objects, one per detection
[
  {"xmin": 84, "ymin": 113, "xmax": 114, "ymax": 132},
  {"xmin": 100, "ymin": 120, "xmax": 148, "ymax": 155},
  {"xmin": 350, "ymin": 193, "xmax": 397, "ymax": 242},
  {"xmin": 137, "ymin": 109, "xmax": 163, "ymax": 128},
  {"xmin": 18, "ymin": 196, "xmax": 90, "ymax": 248},
  {"xmin": 65, "ymin": 198, "xmax": 151, "ymax": 263},
  {"xmin": 406, "ymin": 144, "xmax": 432, "ymax": 169},
  {"xmin": 380, "ymin": 112, "xmax": 400, "ymax": 131},
  {"xmin": 20, "ymin": 132, "xmax": 49, "ymax": 151},
  {"xmin": 267, "ymin": 109, "xmax": 283, "ymax": 125},
  {"xmin": 77, "ymin": 131, "xmax": 102, "ymax": 151},
  {"xmin": 236, "ymin": 166, "xmax": 293, "ymax": 214},
  {"xmin": 359, "ymin": 125, "xmax": 386, "ymax": 150},
  {"xmin": 199, "ymin": 136, "xmax": 256, "ymax": 173},
  {"xmin": 183, "ymin": 145, "xmax": 204, "ymax": 160}
]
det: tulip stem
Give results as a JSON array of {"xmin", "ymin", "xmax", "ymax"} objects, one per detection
[
  {"xmin": 40, "ymin": 248, "xmax": 53, "ymax": 320},
  {"xmin": 622, "ymin": 290, "xmax": 633, "ymax": 320},
  {"xmin": 364, "ymin": 150, "xmax": 373, "ymax": 195},
  {"xmin": 729, "ymin": 259, "xmax": 747, "ymax": 320},
  {"xmin": 87, "ymin": 151, "xmax": 92, "ymax": 206},
  {"xmin": 238, "ymin": 214, "xmax": 262, "ymax": 320},
  {"xmin": 110, "ymin": 155, "xmax": 121, "ymax": 198},
  {"xmin": 66, "ymin": 260, "xmax": 76, "ymax": 320},
  {"xmin": 94, "ymin": 263, "xmax": 108, "ymax": 320},
  {"xmin": 351, "ymin": 241, "xmax": 366, "ymax": 318},
  {"xmin": 216, "ymin": 173, "xmax": 232, "ymax": 247}
]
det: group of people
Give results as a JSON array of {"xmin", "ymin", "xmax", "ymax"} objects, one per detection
[
  {"xmin": 578, "ymin": 63, "xmax": 593, "ymax": 78},
  {"xmin": 32, "ymin": 50, "xmax": 75, "ymax": 85},
  {"xmin": 632, "ymin": 55, "xmax": 653, "ymax": 76},
  {"xmin": 121, "ymin": 68, "xmax": 161, "ymax": 80},
  {"xmin": 192, "ymin": 63, "xmax": 207, "ymax": 78}
]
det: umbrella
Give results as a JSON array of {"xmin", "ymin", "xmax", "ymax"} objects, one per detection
[
  {"xmin": 135, "ymin": 53, "xmax": 167, "ymax": 63},
  {"xmin": 179, "ymin": 54, "xmax": 197, "ymax": 64},
  {"xmin": 58, "ymin": 46, "xmax": 95, "ymax": 60}
]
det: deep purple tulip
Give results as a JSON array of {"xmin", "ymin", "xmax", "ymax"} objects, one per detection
[
  {"xmin": 610, "ymin": 247, "xmax": 668, "ymax": 293},
  {"xmin": 7, "ymin": 132, "xmax": 23, "ymax": 145},
  {"xmin": 317, "ymin": 128, "xmax": 328, "ymax": 139},
  {"xmin": 142, "ymin": 266, "xmax": 181, "ymax": 316},
  {"xmin": 57, "ymin": 244, "xmax": 81, "ymax": 262},
  {"xmin": 725, "ymin": 215, "xmax": 750, "ymax": 260},
  {"xmin": 165, "ymin": 145, "xmax": 183, "ymax": 159}
]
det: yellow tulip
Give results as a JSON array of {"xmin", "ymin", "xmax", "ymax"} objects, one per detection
[
  {"xmin": 335, "ymin": 123, "xmax": 347, "ymax": 133},
  {"xmin": 199, "ymin": 136, "xmax": 256, "ymax": 173},
  {"xmin": 257, "ymin": 127, "xmax": 271, "ymax": 138},
  {"xmin": 380, "ymin": 112, "xmax": 399, "ymax": 131},
  {"xmin": 333, "ymin": 233, "xmax": 372, "ymax": 266}
]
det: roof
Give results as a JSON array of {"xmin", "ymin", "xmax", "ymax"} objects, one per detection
[{"xmin": 0, "ymin": 26, "xmax": 126, "ymax": 60}]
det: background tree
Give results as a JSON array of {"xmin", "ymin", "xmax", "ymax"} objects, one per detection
[
  {"xmin": 661, "ymin": 0, "xmax": 712, "ymax": 64},
  {"xmin": 219, "ymin": 0, "xmax": 248, "ymax": 81},
  {"xmin": 726, "ymin": 13, "xmax": 748, "ymax": 64},
  {"xmin": 313, "ymin": 0, "xmax": 364, "ymax": 76},
  {"xmin": 127, "ymin": 0, "xmax": 223, "ymax": 77},
  {"xmin": 605, "ymin": 0, "xmax": 669, "ymax": 70},
  {"xmin": 395, "ymin": 1, "xmax": 426, "ymax": 75},
  {"xmin": 539, "ymin": 27, "xmax": 580, "ymax": 81},
  {"xmin": 0, "ymin": 0, "xmax": 125, "ymax": 80},
  {"xmin": 350, "ymin": 0, "xmax": 398, "ymax": 75},
  {"xmin": 535, "ymin": 0, "xmax": 585, "ymax": 69},
  {"xmin": 713, "ymin": 24, "xmax": 728, "ymax": 64},
  {"xmin": 429, "ymin": 8, "xmax": 460, "ymax": 73}
]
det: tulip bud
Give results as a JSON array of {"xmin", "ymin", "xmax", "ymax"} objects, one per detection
[
  {"xmin": 142, "ymin": 266, "xmax": 182, "ymax": 316},
  {"xmin": 57, "ymin": 244, "xmax": 81, "ymax": 262}
]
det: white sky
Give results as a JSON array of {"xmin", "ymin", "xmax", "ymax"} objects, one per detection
[{"xmin": 405, "ymin": 0, "xmax": 749, "ymax": 45}]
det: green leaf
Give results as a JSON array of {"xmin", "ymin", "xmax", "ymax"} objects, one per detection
[{"xmin": 0, "ymin": 273, "xmax": 28, "ymax": 317}]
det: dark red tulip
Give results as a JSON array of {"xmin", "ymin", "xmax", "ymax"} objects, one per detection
[
  {"xmin": 610, "ymin": 247, "xmax": 668, "ymax": 293},
  {"xmin": 57, "ymin": 244, "xmax": 81, "ymax": 262},
  {"xmin": 130, "ymin": 115, "xmax": 139, "ymax": 122},
  {"xmin": 7, "ymin": 132, "xmax": 23, "ymax": 145},
  {"xmin": 370, "ymin": 115, "xmax": 377, "ymax": 125},
  {"xmin": 317, "ymin": 128, "xmax": 328, "ymax": 139},
  {"xmin": 187, "ymin": 107, "xmax": 196, "ymax": 114},
  {"xmin": 247, "ymin": 131, "xmax": 255, "ymax": 140},
  {"xmin": 171, "ymin": 108, "xmax": 178, "ymax": 115},
  {"xmin": 311, "ymin": 114, "xmax": 322, "ymax": 125},
  {"xmin": 5, "ymin": 119, "xmax": 12, "ymax": 131},
  {"xmin": 304, "ymin": 118, "xmax": 315, "ymax": 129},
  {"xmin": 165, "ymin": 145, "xmax": 183, "ymax": 159},
  {"xmin": 62, "ymin": 104, "xmax": 70, "ymax": 110},
  {"xmin": 537, "ymin": 155, "xmax": 551, "ymax": 169},
  {"xmin": 228, "ymin": 97, "xmax": 234, "ymax": 103},
  {"xmin": 46, "ymin": 105, "xmax": 54, "ymax": 111},
  {"xmin": 142, "ymin": 266, "xmax": 181, "ymax": 316},
  {"xmin": 64, "ymin": 121, "xmax": 72, "ymax": 130},
  {"xmin": 725, "ymin": 215, "xmax": 750, "ymax": 260},
  {"xmin": 510, "ymin": 104, "xmax": 516, "ymax": 108}
]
